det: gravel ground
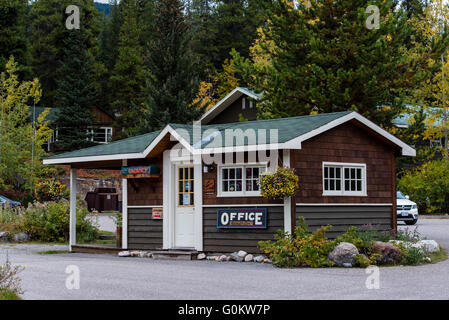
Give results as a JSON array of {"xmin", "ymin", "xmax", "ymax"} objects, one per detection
[{"xmin": 0, "ymin": 219, "xmax": 448, "ymax": 300}]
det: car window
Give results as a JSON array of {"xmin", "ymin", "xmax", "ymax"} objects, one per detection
[{"xmin": 397, "ymin": 191, "xmax": 407, "ymax": 199}]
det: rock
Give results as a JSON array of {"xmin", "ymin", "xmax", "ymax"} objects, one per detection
[
  {"xmin": 218, "ymin": 255, "xmax": 228, "ymax": 262},
  {"xmin": 328, "ymin": 242, "xmax": 358, "ymax": 267},
  {"xmin": 0, "ymin": 231, "xmax": 10, "ymax": 243},
  {"xmin": 244, "ymin": 254, "xmax": 253, "ymax": 262},
  {"xmin": 254, "ymin": 255, "xmax": 265, "ymax": 263},
  {"xmin": 237, "ymin": 250, "xmax": 248, "ymax": 258},
  {"xmin": 197, "ymin": 253, "xmax": 206, "ymax": 260},
  {"xmin": 139, "ymin": 251, "xmax": 147, "ymax": 258},
  {"xmin": 13, "ymin": 232, "xmax": 29, "ymax": 242},
  {"xmin": 342, "ymin": 263, "xmax": 352, "ymax": 268},
  {"xmin": 372, "ymin": 242, "xmax": 402, "ymax": 265},
  {"xmin": 414, "ymin": 240, "xmax": 440, "ymax": 253},
  {"xmin": 130, "ymin": 251, "xmax": 140, "ymax": 257},
  {"xmin": 230, "ymin": 252, "xmax": 244, "ymax": 262},
  {"xmin": 225, "ymin": 256, "xmax": 232, "ymax": 262},
  {"xmin": 145, "ymin": 252, "xmax": 153, "ymax": 258},
  {"xmin": 118, "ymin": 251, "xmax": 130, "ymax": 257},
  {"xmin": 206, "ymin": 255, "xmax": 217, "ymax": 261}
]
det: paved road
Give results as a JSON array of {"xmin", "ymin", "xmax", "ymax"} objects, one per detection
[{"xmin": 1, "ymin": 219, "xmax": 448, "ymax": 300}]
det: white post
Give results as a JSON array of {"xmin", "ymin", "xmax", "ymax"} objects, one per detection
[
  {"xmin": 122, "ymin": 160, "xmax": 128, "ymax": 249},
  {"xmin": 194, "ymin": 154, "xmax": 203, "ymax": 251},
  {"xmin": 283, "ymin": 150, "xmax": 292, "ymax": 234},
  {"xmin": 69, "ymin": 168, "xmax": 77, "ymax": 251}
]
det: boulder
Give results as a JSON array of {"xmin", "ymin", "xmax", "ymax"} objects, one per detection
[
  {"xmin": 244, "ymin": 254, "xmax": 253, "ymax": 262},
  {"xmin": 237, "ymin": 250, "xmax": 248, "ymax": 258},
  {"xmin": 197, "ymin": 253, "xmax": 206, "ymax": 260},
  {"xmin": 138, "ymin": 251, "xmax": 147, "ymax": 258},
  {"xmin": 414, "ymin": 240, "xmax": 440, "ymax": 253},
  {"xmin": 13, "ymin": 232, "xmax": 29, "ymax": 242},
  {"xmin": 130, "ymin": 251, "xmax": 140, "ymax": 257},
  {"xmin": 145, "ymin": 252, "xmax": 153, "ymax": 258},
  {"xmin": 0, "ymin": 231, "xmax": 10, "ymax": 243},
  {"xmin": 231, "ymin": 252, "xmax": 244, "ymax": 262},
  {"xmin": 253, "ymin": 255, "xmax": 265, "ymax": 263},
  {"xmin": 118, "ymin": 251, "xmax": 130, "ymax": 257},
  {"xmin": 342, "ymin": 263, "xmax": 352, "ymax": 268},
  {"xmin": 218, "ymin": 255, "xmax": 228, "ymax": 262},
  {"xmin": 372, "ymin": 242, "xmax": 402, "ymax": 265},
  {"xmin": 328, "ymin": 242, "xmax": 359, "ymax": 267}
]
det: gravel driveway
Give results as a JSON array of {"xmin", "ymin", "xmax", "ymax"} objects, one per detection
[{"xmin": 1, "ymin": 219, "xmax": 448, "ymax": 300}]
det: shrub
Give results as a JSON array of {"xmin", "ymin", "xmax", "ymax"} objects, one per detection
[
  {"xmin": 398, "ymin": 159, "xmax": 449, "ymax": 214},
  {"xmin": 259, "ymin": 217, "xmax": 336, "ymax": 268},
  {"xmin": 0, "ymin": 256, "xmax": 24, "ymax": 298},
  {"xmin": 260, "ymin": 167, "xmax": 299, "ymax": 199},
  {"xmin": 34, "ymin": 179, "xmax": 69, "ymax": 202},
  {"xmin": 354, "ymin": 254, "xmax": 371, "ymax": 268},
  {"xmin": 399, "ymin": 246, "xmax": 429, "ymax": 266},
  {"xmin": 0, "ymin": 200, "xmax": 98, "ymax": 243}
]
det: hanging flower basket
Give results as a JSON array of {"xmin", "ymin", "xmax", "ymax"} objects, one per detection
[{"xmin": 260, "ymin": 166, "xmax": 299, "ymax": 200}]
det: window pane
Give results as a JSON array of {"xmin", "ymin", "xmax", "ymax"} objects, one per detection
[
  {"xmin": 179, "ymin": 168, "xmax": 183, "ymax": 179},
  {"xmin": 324, "ymin": 180, "xmax": 328, "ymax": 190},
  {"xmin": 351, "ymin": 168, "xmax": 355, "ymax": 179},
  {"xmin": 357, "ymin": 180, "xmax": 361, "ymax": 191},
  {"xmin": 179, "ymin": 194, "xmax": 183, "ymax": 206},
  {"xmin": 330, "ymin": 179, "xmax": 334, "ymax": 190},
  {"xmin": 345, "ymin": 168, "xmax": 349, "ymax": 178},
  {"xmin": 324, "ymin": 167, "xmax": 328, "ymax": 178},
  {"xmin": 351, "ymin": 180, "xmax": 355, "ymax": 191},
  {"xmin": 357, "ymin": 168, "xmax": 361, "ymax": 179},
  {"xmin": 345, "ymin": 180, "xmax": 350, "ymax": 191},
  {"xmin": 246, "ymin": 181, "xmax": 252, "ymax": 191},
  {"xmin": 190, "ymin": 193, "xmax": 194, "ymax": 205},
  {"xmin": 223, "ymin": 169, "xmax": 228, "ymax": 179},
  {"xmin": 236, "ymin": 180, "xmax": 242, "ymax": 191},
  {"xmin": 229, "ymin": 181, "xmax": 235, "ymax": 192},
  {"xmin": 190, "ymin": 167, "xmax": 194, "ymax": 179},
  {"xmin": 246, "ymin": 168, "xmax": 251, "ymax": 178},
  {"xmin": 330, "ymin": 167, "xmax": 334, "ymax": 178},
  {"xmin": 253, "ymin": 168, "xmax": 259, "ymax": 177},
  {"xmin": 223, "ymin": 181, "xmax": 228, "ymax": 192},
  {"xmin": 236, "ymin": 168, "xmax": 242, "ymax": 179},
  {"xmin": 253, "ymin": 180, "xmax": 259, "ymax": 191},
  {"xmin": 230, "ymin": 168, "xmax": 235, "ymax": 179},
  {"xmin": 336, "ymin": 168, "xmax": 341, "ymax": 179},
  {"xmin": 336, "ymin": 179, "xmax": 341, "ymax": 190}
]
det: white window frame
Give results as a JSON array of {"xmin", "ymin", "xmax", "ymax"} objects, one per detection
[
  {"xmin": 217, "ymin": 163, "xmax": 267, "ymax": 197},
  {"xmin": 86, "ymin": 127, "xmax": 113, "ymax": 144},
  {"xmin": 322, "ymin": 162, "xmax": 367, "ymax": 197}
]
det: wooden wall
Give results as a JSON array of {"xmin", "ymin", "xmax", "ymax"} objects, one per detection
[
  {"xmin": 127, "ymin": 156, "xmax": 163, "ymax": 206},
  {"xmin": 128, "ymin": 207, "xmax": 163, "ymax": 250},
  {"xmin": 293, "ymin": 121, "xmax": 396, "ymax": 204},
  {"xmin": 203, "ymin": 206, "xmax": 284, "ymax": 253},
  {"xmin": 208, "ymin": 96, "xmax": 258, "ymax": 125}
]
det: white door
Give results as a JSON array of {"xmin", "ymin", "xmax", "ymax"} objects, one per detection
[{"xmin": 174, "ymin": 165, "xmax": 195, "ymax": 248}]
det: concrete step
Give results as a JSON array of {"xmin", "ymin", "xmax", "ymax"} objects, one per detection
[{"xmin": 151, "ymin": 250, "xmax": 198, "ymax": 260}]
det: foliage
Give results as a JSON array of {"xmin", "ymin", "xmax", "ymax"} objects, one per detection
[
  {"xmin": 0, "ymin": 255, "xmax": 24, "ymax": 298},
  {"xmin": 111, "ymin": 211, "xmax": 122, "ymax": 228},
  {"xmin": 259, "ymin": 217, "xmax": 336, "ymax": 268},
  {"xmin": 0, "ymin": 200, "xmax": 98, "ymax": 243},
  {"xmin": 354, "ymin": 254, "xmax": 371, "ymax": 268},
  {"xmin": 234, "ymin": 0, "xmax": 420, "ymax": 127},
  {"xmin": 260, "ymin": 166, "xmax": 299, "ymax": 199},
  {"xmin": 398, "ymin": 245, "xmax": 429, "ymax": 265},
  {"xmin": 0, "ymin": 58, "xmax": 53, "ymax": 201},
  {"xmin": 34, "ymin": 179, "xmax": 69, "ymax": 202},
  {"xmin": 54, "ymin": 30, "xmax": 96, "ymax": 150},
  {"xmin": 141, "ymin": 0, "xmax": 205, "ymax": 133},
  {"xmin": 398, "ymin": 159, "xmax": 449, "ymax": 213}
]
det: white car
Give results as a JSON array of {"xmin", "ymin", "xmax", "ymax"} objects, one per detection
[{"xmin": 397, "ymin": 191, "xmax": 418, "ymax": 225}]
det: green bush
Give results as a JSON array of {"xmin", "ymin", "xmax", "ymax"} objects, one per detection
[
  {"xmin": 398, "ymin": 159, "xmax": 449, "ymax": 214},
  {"xmin": 259, "ymin": 217, "xmax": 336, "ymax": 268},
  {"xmin": 0, "ymin": 200, "xmax": 98, "ymax": 243},
  {"xmin": 354, "ymin": 254, "xmax": 371, "ymax": 268}
]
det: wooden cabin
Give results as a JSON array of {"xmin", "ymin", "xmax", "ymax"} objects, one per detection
[{"xmin": 43, "ymin": 88, "xmax": 415, "ymax": 254}]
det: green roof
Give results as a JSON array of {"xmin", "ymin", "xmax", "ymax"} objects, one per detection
[{"xmin": 45, "ymin": 111, "xmax": 352, "ymax": 161}]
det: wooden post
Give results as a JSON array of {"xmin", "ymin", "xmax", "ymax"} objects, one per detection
[
  {"xmin": 69, "ymin": 168, "xmax": 77, "ymax": 251},
  {"xmin": 283, "ymin": 150, "xmax": 292, "ymax": 234},
  {"xmin": 122, "ymin": 160, "xmax": 128, "ymax": 249},
  {"xmin": 391, "ymin": 152, "xmax": 397, "ymax": 231}
]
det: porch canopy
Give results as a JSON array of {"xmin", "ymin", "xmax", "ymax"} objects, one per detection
[{"xmin": 43, "ymin": 111, "xmax": 416, "ymax": 250}]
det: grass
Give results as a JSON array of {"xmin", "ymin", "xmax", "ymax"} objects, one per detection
[
  {"xmin": 36, "ymin": 250, "xmax": 70, "ymax": 255},
  {"xmin": 0, "ymin": 290, "xmax": 21, "ymax": 300},
  {"xmin": 429, "ymin": 248, "xmax": 448, "ymax": 264},
  {"xmin": 98, "ymin": 230, "xmax": 115, "ymax": 236}
]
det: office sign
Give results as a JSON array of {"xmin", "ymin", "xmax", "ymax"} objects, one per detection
[
  {"xmin": 121, "ymin": 165, "xmax": 160, "ymax": 178},
  {"xmin": 217, "ymin": 208, "xmax": 267, "ymax": 229}
]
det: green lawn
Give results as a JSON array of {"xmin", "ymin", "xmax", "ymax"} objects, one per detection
[{"xmin": 0, "ymin": 290, "xmax": 21, "ymax": 300}]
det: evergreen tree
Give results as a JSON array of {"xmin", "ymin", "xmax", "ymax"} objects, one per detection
[
  {"xmin": 29, "ymin": 0, "xmax": 101, "ymax": 107},
  {"xmin": 54, "ymin": 30, "xmax": 96, "ymax": 151},
  {"xmin": 234, "ymin": 0, "xmax": 419, "ymax": 127},
  {"xmin": 108, "ymin": 0, "xmax": 147, "ymax": 138},
  {"xmin": 0, "ymin": 0, "xmax": 30, "ymax": 75},
  {"xmin": 142, "ymin": 0, "xmax": 204, "ymax": 132}
]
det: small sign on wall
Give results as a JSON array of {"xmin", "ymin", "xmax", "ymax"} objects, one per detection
[
  {"xmin": 204, "ymin": 179, "xmax": 215, "ymax": 194},
  {"xmin": 217, "ymin": 208, "xmax": 267, "ymax": 229},
  {"xmin": 152, "ymin": 207, "xmax": 163, "ymax": 219}
]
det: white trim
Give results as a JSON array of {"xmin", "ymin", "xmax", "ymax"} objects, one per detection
[
  {"xmin": 202, "ymin": 204, "xmax": 282, "ymax": 207},
  {"xmin": 283, "ymin": 150, "xmax": 292, "ymax": 234},
  {"xmin": 193, "ymin": 154, "xmax": 203, "ymax": 251},
  {"xmin": 199, "ymin": 88, "xmax": 260, "ymax": 124},
  {"xmin": 322, "ymin": 162, "xmax": 367, "ymax": 197},
  {"xmin": 217, "ymin": 163, "xmax": 267, "ymax": 197},
  {"xmin": 296, "ymin": 203, "xmax": 392, "ymax": 206},
  {"xmin": 122, "ymin": 177, "xmax": 128, "ymax": 249},
  {"xmin": 69, "ymin": 168, "xmax": 77, "ymax": 251},
  {"xmin": 43, "ymin": 152, "xmax": 142, "ymax": 165},
  {"xmin": 283, "ymin": 112, "xmax": 416, "ymax": 156},
  {"xmin": 162, "ymin": 150, "xmax": 170, "ymax": 249}
]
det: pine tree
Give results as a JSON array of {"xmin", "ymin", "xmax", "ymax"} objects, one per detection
[
  {"xmin": 29, "ymin": 0, "xmax": 101, "ymax": 107},
  {"xmin": 142, "ymin": 0, "xmax": 204, "ymax": 132},
  {"xmin": 54, "ymin": 30, "xmax": 96, "ymax": 151},
  {"xmin": 0, "ymin": 0, "xmax": 30, "ymax": 75},
  {"xmin": 234, "ymin": 0, "xmax": 419, "ymax": 127},
  {"xmin": 108, "ymin": 0, "xmax": 147, "ymax": 138}
]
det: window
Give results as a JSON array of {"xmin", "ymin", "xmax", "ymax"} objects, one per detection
[
  {"xmin": 323, "ymin": 162, "xmax": 366, "ymax": 196},
  {"xmin": 86, "ymin": 127, "xmax": 113, "ymax": 144},
  {"xmin": 177, "ymin": 166, "xmax": 194, "ymax": 206},
  {"xmin": 219, "ymin": 165, "xmax": 266, "ymax": 196}
]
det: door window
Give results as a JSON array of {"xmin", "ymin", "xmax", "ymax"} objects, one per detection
[{"xmin": 177, "ymin": 166, "xmax": 194, "ymax": 206}]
